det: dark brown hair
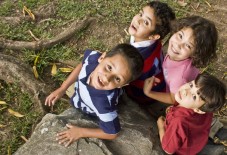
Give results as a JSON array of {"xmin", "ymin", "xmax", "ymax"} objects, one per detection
[
  {"xmin": 195, "ymin": 72, "xmax": 226, "ymax": 112},
  {"xmin": 171, "ymin": 16, "xmax": 218, "ymax": 68},
  {"xmin": 147, "ymin": 1, "xmax": 175, "ymax": 40}
]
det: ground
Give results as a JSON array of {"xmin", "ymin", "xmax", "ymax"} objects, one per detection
[{"xmin": 0, "ymin": 0, "xmax": 226, "ymax": 154}]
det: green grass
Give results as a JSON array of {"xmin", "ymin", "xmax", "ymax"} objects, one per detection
[{"xmin": 0, "ymin": 80, "xmax": 42, "ymax": 154}]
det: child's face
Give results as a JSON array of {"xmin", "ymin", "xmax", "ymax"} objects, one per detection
[
  {"xmin": 89, "ymin": 53, "xmax": 131, "ymax": 90},
  {"xmin": 175, "ymin": 81, "xmax": 205, "ymax": 110},
  {"xmin": 167, "ymin": 27, "xmax": 195, "ymax": 61},
  {"xmin": 128, "ymin": 6, "xmax": 156, "ymax": 42}
]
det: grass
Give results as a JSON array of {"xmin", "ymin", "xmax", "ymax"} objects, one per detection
[{"xmin": 0, "ymin": 80, "xmax": 42, "ymax": 154}]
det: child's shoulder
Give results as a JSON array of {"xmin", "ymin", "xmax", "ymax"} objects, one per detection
[{"xmin": 83, "ymin": 49, "xmax": 102, "ymax": 63}]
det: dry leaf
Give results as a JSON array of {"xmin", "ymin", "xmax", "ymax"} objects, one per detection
[
  {"xmin": 32, "ymin": 66, "xmax": 39, "ymax": 79},
  {"xmin": 21, "ymin": 135, "xmax": 28, "ymax": 142},
  {"xmin": 8, "ymin": 108, "xmax": 25, "ymax": 117},
  {"xmin": 51, "ymin": 63, "xmax": 57, "ymax": 76},
  {"xmin": 23, "ymin": 6, "xmax": 35, "ymax": 20},
  {"xmin": 0, "ymin": 124, "xmax": 7, "ymax": 128},
  {"xmin": 0, "ymin": 101, "xmax": 7, "ymax": 105},
  {"xmin": 8, "ymin": 145, "xmax": 11, "ymax": 155},
  {"xmin": 177, "ymin": 0, "xmax": 188, "ymax": 7},
  {"xmin": 59, "ymin": 68, "xmax": 73, "ymax": 73},
  {"xmin": 34, "ymin": 55, "xmax": 39, "ymax": 66}
]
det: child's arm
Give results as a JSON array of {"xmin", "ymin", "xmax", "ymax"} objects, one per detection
[
  {"xmin": 57, "ymin": 124, "xmax": 117, "ymax": 147},
  {"xmin": 157, "ymin": 116, "xmax": 172, "ymax": 155},
  {"xmin": 45, "ymin": 63, "xmax": 83, "ymax": 106},
  {"xmin": 157, "ymin": 116, "xmax": 165, "ymax": 142},
  {"xmin": 143, "ymin": 76, "xmax": 175, "ymax": 104}
]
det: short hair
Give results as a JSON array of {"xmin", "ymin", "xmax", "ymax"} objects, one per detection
[
  {"xmin": 106, "ymin": 43, "xmax": 144, "ymax": 82},
  {"xmin": 195, "ymin": 72, "xmax": 226, "ymax": 112},
  {"xmin": 147, "ymin": 1, "xmax": 175, "ymax": 40},
  {"xmin": 171, "ymin": 16, "xmax": 218, "ymax": 68}
]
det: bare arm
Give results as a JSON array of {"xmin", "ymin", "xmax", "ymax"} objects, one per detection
[
  {"xmin": 57, "ymin": 124, "xmax": 117, "ymax": 147},
  {"xmin": 143, "ymin": 76, "xmax": 175, "ymax": 104},
  {"xmin": 157, "ymin": 116, "xmax": 172, "ymax": 154},
  {"xmin": 45, "ymin": 63, "xmax": 83, "ymax": 106}
]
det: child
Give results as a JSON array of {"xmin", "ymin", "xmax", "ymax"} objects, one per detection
[
  {"xmin": 45, "ymin": 43, "xmax": 144, "ymax": 147},
  {"xmin": 144, "ymin": 16, "xmax": 218, "ymax": 104},
  {"xmin": 150, "ymin": 73, "xmax": 226, "ymax": 154},
  {"xmin": 125, "ymin": 1, "xmax": 175, "ymax": 104}
]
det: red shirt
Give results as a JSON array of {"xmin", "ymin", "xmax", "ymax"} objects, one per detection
[{"xmin": 162, "ymin": 105, "xmax": 213, "ymax": 155}]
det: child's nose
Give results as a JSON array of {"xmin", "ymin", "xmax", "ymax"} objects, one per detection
[{"xmin": 103, "ymin": 74, "xmax": 110, "ymax": 84}]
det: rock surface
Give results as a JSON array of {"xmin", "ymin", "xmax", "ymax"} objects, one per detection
[{"xmin": 14, "ymin": 95, "xmax": 164, "ymax": 155}]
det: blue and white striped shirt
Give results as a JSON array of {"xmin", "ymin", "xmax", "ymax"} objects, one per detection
[{"xmin": 71, "ymin": 50, "xmax": 121, "ymax": 134}]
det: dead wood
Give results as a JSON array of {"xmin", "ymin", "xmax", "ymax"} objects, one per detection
[{"xmin": 0, "ymin": 17, "xmax": 95, "ymax": 51}]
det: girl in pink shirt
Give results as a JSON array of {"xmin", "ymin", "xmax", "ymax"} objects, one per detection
[{"xmin": 144, "ymin": 16, "xmax": 218, "ymax": 104}]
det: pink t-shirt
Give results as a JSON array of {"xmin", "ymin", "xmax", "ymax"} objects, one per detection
[
  {"xmin": 162, "ymin": 105, "xmax": 213, "ymax": 155},
  {"xmin": 162, "ymin": 55, "xmax": 200, "ymax": 93}
]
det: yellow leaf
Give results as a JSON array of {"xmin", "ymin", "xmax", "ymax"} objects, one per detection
[
  {"xmin": 33, "ymin": 66, "xmax": 39, "ymax": 79},
  {"xmin": 23, "ymin": 6, "xmax": 35, "ymax": 20},
  {"xmin": 51, "ymin": 63, "xmax": 57, "ymax": 76},
  {"xmin": 59, "ymin": 68, "xmax": 73, "ymax": 73},
  {"xmin": 34, "ymin": 55, "xmax": 39, "ymax": 66},
  {"xmin": 21, "ymin": 135, "xmax": 28, "ymax": 142},
  {"xmin": 8, "ymin": 145, "xmax": 11, "ymax": 155},
  {"xmin": 0, "ymin": 101, "xmax": 7, "ymax": 105},
  {"xmin": 8, "ymin": 108, "xmax": 24, "ymax": 117},
  {"xmin": 0, "ymin": 124, "xmax": 7, "ymax": 128}
]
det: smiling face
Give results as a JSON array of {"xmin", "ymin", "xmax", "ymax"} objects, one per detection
[
  {"xmin": 167, "ymin": 27, "xmax": 195, "ymax": 61},
  {"xmin": 128, "ymin": 6, "xmax": 157, "ymax": 42},
  {"xmin": 175, "ymin": 81, "xmax": 205, "ymax": 111},
  {"xmin": 89, "ymin": 53, "xmax": 131, "ymax": 90}
]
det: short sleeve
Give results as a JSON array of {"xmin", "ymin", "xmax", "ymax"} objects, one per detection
[
  {"xmin": 99, "ymin": 116, "xmax": 121, "ymax": 134},
  {"xmin": 162, "ymin": 119, "xmax": 186, "ymax": 154},
  {"xmin": 82, "ymin": 49, "xmax": 93, "ymax": 63}
]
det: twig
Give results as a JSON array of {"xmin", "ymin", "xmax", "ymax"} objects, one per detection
[{"xmin": 28, "ymin": 30, "xmax": 40, "ymax": 41}]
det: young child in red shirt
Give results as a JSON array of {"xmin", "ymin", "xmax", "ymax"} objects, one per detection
[{"xmin": 145, "ymin": 73, "xmax": 226, "ymax": 154}]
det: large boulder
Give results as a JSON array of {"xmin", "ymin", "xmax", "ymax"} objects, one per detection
[{"xmin": 14, "ymin": 95, "xmax": 164, "ymax": 155}]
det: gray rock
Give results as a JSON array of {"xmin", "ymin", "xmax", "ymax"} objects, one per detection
[{"xmin": 14, "ymin": 95, "xmax": 164, "ymax": 155}]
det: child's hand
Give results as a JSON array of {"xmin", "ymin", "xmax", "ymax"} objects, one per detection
[
  {"xmin": 143, "ymin": 76, "xmax": 160, "ymax": 95},
  {"xmin": 56, "ymin": 124, "xmax": 82, "ymax": 147},
  {"xmin": 45, "ymin": 88, "xmax": 65, "ymax": 106},
  {"xmin": 157, "ymin": 116, "xmax": 165, "ymax": 130}
]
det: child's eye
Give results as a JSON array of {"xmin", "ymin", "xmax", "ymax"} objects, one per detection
[
  {"xmin": 115, "ymin": 77, "xmax": 121, "ymax": 83},
  {"xmin": 192, "ymin": 95, "xmax": 196, "ymax": 101},
  {"xmin": 107, "ymin": 65, "xmax": 112, "ymax": 71},
  {"xmin": 189, "ymin": 82, "xmax": 193, "ymax": 88},
  {"xmin": 178, "ymin": 33, "xmax": 182, "ymax": 39},
  {"xmin": 185, "ymin": 44, "xmax": 191, "ymax": 49},
  {"xmin": 144, "ymin": 20, "xmax": 149, "ymax": 25}
]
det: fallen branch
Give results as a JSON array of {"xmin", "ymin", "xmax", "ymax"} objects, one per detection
[{"xmin": 0, "ymin": 17, "xmax": 95, "ymax": 51}]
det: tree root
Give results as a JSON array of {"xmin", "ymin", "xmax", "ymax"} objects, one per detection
[
  {"xmin": 0, "ymin": 54, "xmax": 51, "ymax": 114},
  {"xmin": 0, "ymin": 17, "xmax": 95, "ymax": 51}
]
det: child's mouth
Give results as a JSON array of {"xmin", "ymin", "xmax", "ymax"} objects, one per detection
[
  {"xmin": 171, "ymin": 45, "xmax": 179, "ymax": 54},
  {"xmin": 178, "ymin": 91, "xmax": 182, "ymax": 100},
  {"xmin": 98, "ymin": 76, "xmax": 104, "ymax": 87},
  {"xmin": 131, "ymin": 24, "xmax": 137, "ymax": 31}
]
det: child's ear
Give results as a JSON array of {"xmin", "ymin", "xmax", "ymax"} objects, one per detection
[
  {"xmin": 148, "ymin": 34, "xmax": 160, "ymax": 40},
  {"xmin": 193, "ymin": 108, "xmax": 206, "ymax": 114},
  {"xmin": 98, "ymin": 52, "xmax": 106, "ymax": 63}
]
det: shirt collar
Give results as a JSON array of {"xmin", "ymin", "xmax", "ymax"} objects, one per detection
[{"xmin": 130, "ymin": 36, "xmax": 155, "ymax": 48}]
